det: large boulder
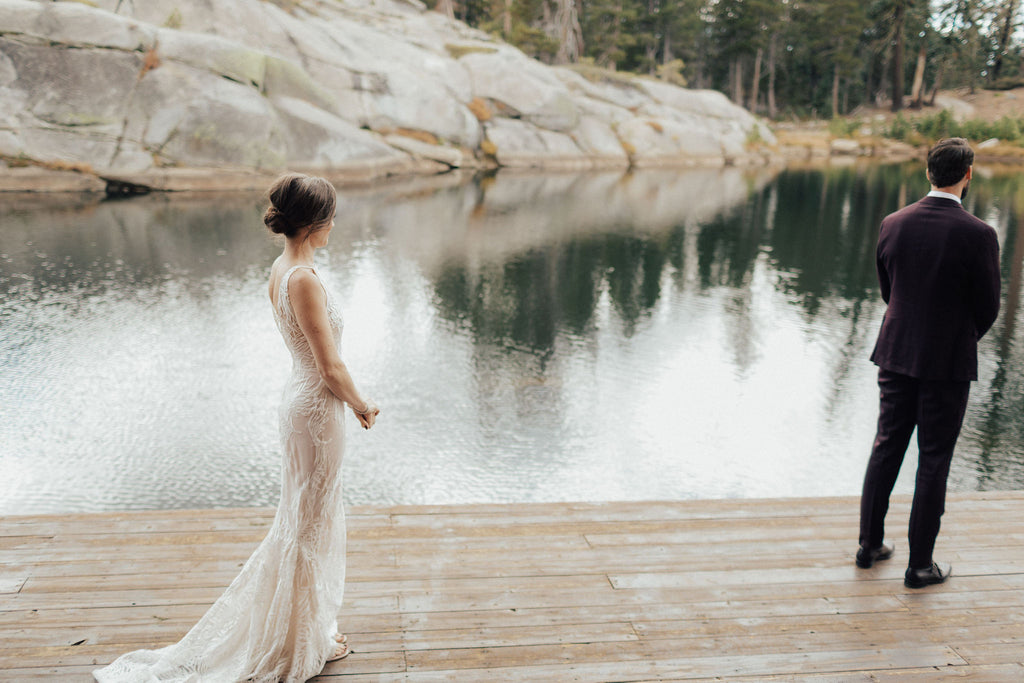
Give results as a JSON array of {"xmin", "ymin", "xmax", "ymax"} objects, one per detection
[
  {"xmin": 618, "ymin": 117, "xmax": 727, "ymax": 167},
  {"xmin": 460, "ymin": 46, "xmax": 581, "ymax": 132},
  {"xmin": 484, "ymin": 117, "xmax": 593, "ymax": 170},
  {"xmin": 570, "ymin": 116, "xmax": 630, "ymax": 165},
  {"xmin": 2, "ymin": 0, "xmax": 156, "ymax": 51},
  {"xmin": 272, "ymin": 96, "xmax": 407, "ymax": 168}
]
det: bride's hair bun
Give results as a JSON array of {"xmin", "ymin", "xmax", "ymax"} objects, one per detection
[
  {"xmin": 264, "ymin": 173, "xmax": 337, "ymax": 239},
  {"xmin": 263, "ymin": 206, "xmax": 295, "ymax": 236}
]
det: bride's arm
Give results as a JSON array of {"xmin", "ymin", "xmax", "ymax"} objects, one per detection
[{"xmin": 289, "ymin": 269, "xmax": 378, "ymax": 428}]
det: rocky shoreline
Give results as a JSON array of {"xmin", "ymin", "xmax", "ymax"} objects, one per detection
[
  {"xmin": 0, "ymin": 0, "xmax": 777, "ymax": 194},
  {"xmin": 6, "ymin": 2, "xmax": 1019, "ymax": 194}
]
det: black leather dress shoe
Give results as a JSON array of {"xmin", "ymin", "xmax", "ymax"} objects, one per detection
[
  {"xmin": 855, "ymin": 540, "xmax": 894, "ymax": 568},
  {"xmin": 904, "ymin": 562, "xmax": 952, "ymax": 588}
]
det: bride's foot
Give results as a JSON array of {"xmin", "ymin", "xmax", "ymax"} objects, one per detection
[
  {"xmin": 333, "ymin": 633, "xmax": 347, "ymax": 646},
  {"xmin": 326, "ymin": 640, "xmax": 349, "ymax": 662}
]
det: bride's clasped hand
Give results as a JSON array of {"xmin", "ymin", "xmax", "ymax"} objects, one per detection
[{"xmin": 352, "ymin": 399, "xmax": 380, "ymax": 430}]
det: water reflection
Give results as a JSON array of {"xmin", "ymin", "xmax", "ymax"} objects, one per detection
[
  {"xmin": 970, "ymin": 174, "xmax": 1024, "ymax": 489},
  {"xmin": 1, "ymin": 163, "xmax": 1023, "ymax": 513},
  {"xmin": 417, "ymin": 163, "xmax": 1024, "ymax": 495}
]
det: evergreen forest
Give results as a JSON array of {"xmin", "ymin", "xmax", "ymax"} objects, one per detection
[{"xmin": 428, "ymin": 0, "xmax": 1024, "ymax": 119}]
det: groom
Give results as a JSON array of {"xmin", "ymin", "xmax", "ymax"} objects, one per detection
[{"xmin": 856, "ymin": 137, "xmax": 1001, "ymax": 588}]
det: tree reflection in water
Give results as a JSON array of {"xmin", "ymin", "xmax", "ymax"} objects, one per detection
[
  {"xmin": 1, "ymin": 163, "xmax": 1023, "ymax": 512},
  {"xmin": 428, "ymin": 163, "xmax": 1024, "ymax": 490}
]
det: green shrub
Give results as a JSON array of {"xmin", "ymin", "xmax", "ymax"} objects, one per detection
[
  {"xmin": 882, "ymin": 111, "xmax": 1024, "ymax": 146},
  {"xmin": 162, "ymin": 8, "xmax": 182, "ymax": 28},
  {"xmin": 915, "ymin": 109, "xmax": 957, "ymax": 140},
  {"xmin": 655, "ymin": 59, "xmax": 687, "ymax": 87},
  {"xmin": 565, "ymin": 61, "xmax": 644, "ymax": 90},
  {"xmin": 828, "ymin": 117, "xmax": 861, "ymax": 137},
  {"xmin": 993, "ymin": 117, "xmax": 1023, "ymax": 142},
  {"xmin": 445, "ymin": 44, "xmax": 499, "ymax": 59},
  {"xmin": 959, "ymin": 119, "xmax": 990, "ymax": 141},
  {"xmin": 888, "ymin": 113, "xmax": 912, "ymax": 141},
  {"xmin": 745, "ymin": 125, "xmax": 763, "ymax": 146}
]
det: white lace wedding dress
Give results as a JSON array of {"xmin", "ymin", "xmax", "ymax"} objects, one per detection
[{"xmin": 95, "ymin": 265, "xmax": 348, "ymax": 682}]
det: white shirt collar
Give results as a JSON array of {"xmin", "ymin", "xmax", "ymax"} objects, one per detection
[{"xmin": 927, "ymin": 189, "xmax": 962, "ymax": 204}]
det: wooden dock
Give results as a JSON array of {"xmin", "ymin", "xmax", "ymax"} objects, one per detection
[{"xmin": 3, "ymin": 493, "xmax": 1024, "ymax": 681}]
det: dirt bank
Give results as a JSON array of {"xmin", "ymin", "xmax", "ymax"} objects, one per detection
[{"xmin": 772, "ymin": 87, "xmax": 1024, "ymax": 164}]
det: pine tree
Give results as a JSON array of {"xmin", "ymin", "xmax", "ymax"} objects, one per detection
[{"xmin": 582, "ymin": 0, "xmax": 641, "ymax": 70}]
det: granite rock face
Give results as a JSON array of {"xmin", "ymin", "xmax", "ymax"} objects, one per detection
[{"xmin": 0, "ymin": 0, "xmax": 775, "ymax": 186}]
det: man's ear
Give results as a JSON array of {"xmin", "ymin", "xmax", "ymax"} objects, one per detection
[{"xmin": 965, "ymin": 166, "xmax": 973, "ymax": 180}]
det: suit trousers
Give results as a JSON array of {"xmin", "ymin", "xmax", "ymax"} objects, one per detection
[{"xmin": 859, "ymin": 368, "xmax": 971, "ymax": 569}]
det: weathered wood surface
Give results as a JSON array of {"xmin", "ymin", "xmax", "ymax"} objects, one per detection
[{"xmin": 3, "ymin": 493, "xmax": 1024, "ymax": 681}]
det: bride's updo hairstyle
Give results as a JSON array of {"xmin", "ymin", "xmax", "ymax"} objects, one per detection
[{"xmin": 264, "ymin": 173, "xmax": 337, "ymax": 239}]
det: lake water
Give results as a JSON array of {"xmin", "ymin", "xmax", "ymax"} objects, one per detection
[{"xmin": 2, "ymin": 163, "xmax": 1023, "ymax": 514}]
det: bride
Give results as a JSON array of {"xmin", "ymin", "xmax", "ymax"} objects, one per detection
[{"xmin": 95, "ymin": 174, "xmax": 380, "ymax": 682}]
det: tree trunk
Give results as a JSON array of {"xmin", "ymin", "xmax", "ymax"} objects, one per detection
[
  {"xmin": 503, "ymin": 0, "xmax": 513, "ymax": 37},
  {"xmin": 728, "ymin": 60, "xmax": 735, "ymax": 103},
  {"xmin": 663, "ymin": 26, "xmax": 673, "ymax": 64},
  {"xmin": 865, "ymin": 52, "xmax": 873, "ymax": 106},
  {"xmin": 767, "ymin": 32, "xmax": 777, "ymax": 118},
  {"xmin": 832, "ymin": 62, "xmax": 840, "ymax": 118},
  {"xmin": 732, "ymin": 58, "xmax": 744, "ymax": 106},
  {"xmin": 645, "ymin": 0, "xmax": 657, "ymax": 74},
  {"xmin": 909, "ymin": 48, "xmax": 926, "ymax": 108},
  {"xmin": 605, "ymin": 8, "xmax": 621, "ymax": 71},
  {"xmin": 890, "ymin": 0, "xmax": 905, "ymax": 112},
  {"xmin": 576, "ymin": 0, "xmax": 584, "ymax": 57},
  {"xmin": 927, "ymin": 61, "xmax": 945, "ymax": 106},
  {"xmin": 991, "ymin": 0, "xmax": 1020, "ymax": 82},
  {"xmin": 554, "ymin": 0, "xmax": 583, "ymax": 63},
  {"xmin": 748, "ymin": 48, "xmax": 763, "ymax": 113},
  {"xmin": 436, "ymin": 0, "xmax": 454, "ymax": 20}
]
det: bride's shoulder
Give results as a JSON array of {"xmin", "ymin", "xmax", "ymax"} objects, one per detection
[
  {"xmin": 285, "ymin": 267, "xmax": 325, "ymax": 301},
  {"xmin": 269, "ymin": 260, "xmax": 314, "ymax": 304}
]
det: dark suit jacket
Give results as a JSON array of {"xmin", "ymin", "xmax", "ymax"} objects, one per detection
[{"xmin": 870, "ymin": 195, "xmax": 1001, "ymax": 381}]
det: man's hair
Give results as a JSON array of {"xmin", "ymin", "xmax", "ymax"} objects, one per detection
[{"xmin": 927, "ymin": 137, "xmax": 974, "ymax": 188}]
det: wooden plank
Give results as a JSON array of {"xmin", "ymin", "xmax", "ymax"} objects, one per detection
[
  {"xmin": 0, "ymin": 492, "xmax": 1016, "ymax": 529},
  {"xmin": 316, "ymin": 650, "xmax": 407, "ymax": 676},
  {"xmin": 1, "ymin": 621, "xmax": 403, "ymax": 651},
  {"xmin": 399, "ymin": 591, "xmax": 908, "ymax": 621},
  {"xmin": 683, "ymin": 663, "xmax": 1024, "ymax": 681},
  {"xmin": 2, "ymin": 641, "xmax": 173, "ymax": 668},
  {"xmin": 1, "ymin": 588, "xmax": 398, "ymax": 614},
  {"xmin": 0, "ymin": 511, "xmax": 386, "ymax": 532},
  {"xmin": 5, "ymin": 644, "xmax": 406, "ymax": 673},
  {"xmin": 584, "ymin": 527, "xmax": 1024, "ymax": 548},
  {"xmin": 609, "ymin": 566, "xmax": 1024, "ymax": 590},
  {"xmin": 400, "ymin": 645, "xmax": 964, "ymax": 678},
  {"xmin": 332, "ymin": 621, "xmax": 640, "ymax": 654},
  {"xmin": 951, "ymin": 641, "xmax": 1024, "ymax": 666},
  {"xmin": 632, "ymin": 604, "xmax": 1024, "ymax": 640},
  {"xmin": 0, "ymin": 576, "xmax": 27, "ymax": 594},
  {"xmin": 376, "ymin": 491, "xmax": 1024, "ymax": 523},
  {"xmin": 0, "ymin": 665, "xmax": 100, "ymax": 680}
]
